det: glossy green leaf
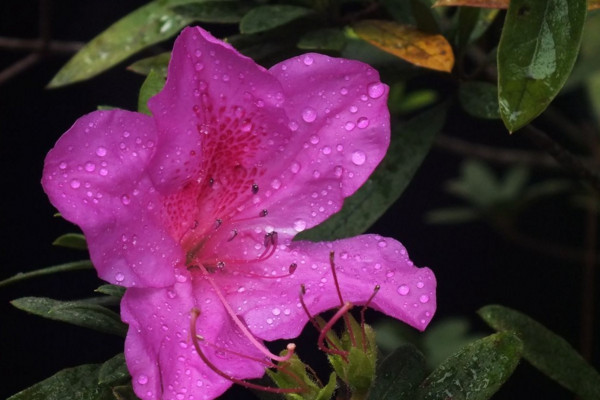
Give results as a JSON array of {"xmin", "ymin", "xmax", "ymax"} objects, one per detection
[
  {"xmin": 52, "ymin": 233, "xmax": 88, "ymax": 250},
  {"xmin": 98, "ymin": 354, "xmax": 130, "ymax": 386},
  {"xmin": 479, "ymin": 305, "xmax": 600, "ymax": 400},
  {"xmin": 459, "ymin": 81, "xmax": 500, "ymax": 119},
  {"xmin": 7, "ymin": 362, "xmax": 117, "ymax": 400},
  {"xmin": 172, "ymin": 1, "xmax": 250, "ymax": 23},
  {"xmin": 239, "ymin": 5, "xmax": 314, "ymax": 34},
  {"xmin": 128, "ymin": 52, "xmax": 171, "ymax": 76},
  {"xmin": 138, "ymin": 69, "xmax": 166, "ymax": 115},
  {"xmin": 0, "ymin": 260, "xmax": 93, "ymax": 288},
  {"xmin": 497, "ymin": 0, "xmax": 587, "ymax": 132},
  {"xmin": 48, "ymin": 0, "xmax": 194, "ymax": 87},
  {"xmin": 298, "ymin": 28, "xmax": 346, "ymax": 51},
  {"xmin": 368, "ymin": 344, "xmax": 426, "ymax": 400},
  {"xmin": 11, "ymin": 297, "xmax": 127, "ymax": 337},
  {"xmin": 297, "ymin": 103, "xmax": 446, "ymax": 241},
  {"xmin": 416, "ymin": 332, "xmax": 523, "ymax": 400},
  {"xmin": 95, "ymin": 284, "xmax": 127, "ymax": 299}
]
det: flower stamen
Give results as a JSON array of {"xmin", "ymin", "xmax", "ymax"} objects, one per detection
[
  {"xmin": 329, "ymin": 252, "xmax": 356, "ymax": 348},
  {"xmin": 360, "ymin": 285, "xmax": 380, "ymax": 352},
  {"xmin": 317, "ymin": 302, "xmax": 353, "ymax": 362}
]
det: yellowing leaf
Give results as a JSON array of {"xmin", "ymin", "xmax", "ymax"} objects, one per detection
[
  {"xmin": 353, "ymin": 20, "xmax": 454, "ymax": 73},
  {"xmin": 434, "ymin": 0, "xmax": 599, "ymax": 9}
]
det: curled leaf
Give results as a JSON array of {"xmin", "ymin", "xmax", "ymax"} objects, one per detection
[{"xmin": 353, "ymin": 20, "xmax": 454, "ymax": 72}]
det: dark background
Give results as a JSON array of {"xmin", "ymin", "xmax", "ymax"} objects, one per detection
[{"xmin": 0, "ymin": 2, "xmax": 597, "ymax": 399}]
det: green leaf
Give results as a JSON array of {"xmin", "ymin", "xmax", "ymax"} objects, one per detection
[
  {"xmin": 52, "ymin": 233, "xmax": 88, "ymax": 250},
  {"xmin": 240, "ymin": 5, "xmax": 314, "ymax": 34},
  {"xmin": 298, "ymin": 28, "xmax": 346, "ymax": 51},
  {"xmin": 297, "ymin": 103, "xmax": 446, "ymax": 241},
  {"xmin": 478, "ymin": 305, "xmax": 600, "ymax": 400},
  {"xmin": 459, "ymin": 81, "xmax": 500, "ymax": 119},
  {"xmin": 172, "ymin": 1, "xmax": 250, "ymax": 23},
  {"xmin": 416, "ymin": 332, "xmax": 523, "ymax": 400},
  {"xmin": 368, "ymin": 344, "xmax": 426, "ymax": 400},
  {"xmin": 48, "ymin": 0, "xmax": 195, "ymax": 87},
  {"xmin": 8, "ymin": 362, "xmax": 117, "ymax": 400},
  {"xmin": 138, "ymin": 69, "xmax": 166, "ymax": 115},
  {"xmin": 0, "ymin": 260, "xmax": 93, "ymax": 288},
  {"xmin": 112, "ymin": 384, "xmax": 141, "ymax": 400},
  {"xmin": 95, "ymin": 284, "xmax": 127, "ymax": 299},
  {"xmin": 128, "ymin": 52, "xmax": 171, "ymax": 76},
  {"xmin": 11, "ymin": 297, "xmax": 127, "ymax": 337},
  {"xmin": 423, "ymin": 317, "xmax": 485, "ymax": 369},
  {"xmin": 98, "ymin": 354, "xmax": 130, "ymax": 386},
  {"xmin": 456, "ymin": 7, "xmax": 499, "ymax": 50},
  {"xmin": 497, "ymin": 0, "xmax": 587, "ymax": 132}
]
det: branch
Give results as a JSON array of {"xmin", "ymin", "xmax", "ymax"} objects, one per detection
[{"xmin": 0, "ymin": 37, "xmax": 84, "ymax": 54}]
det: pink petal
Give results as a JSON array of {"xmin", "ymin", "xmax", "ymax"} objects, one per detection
[
  {"xmin": 221, "ymin": 234, "xmax": 435, "ymax": 341},
  {"xmin": 122, "ymin": 281, "xmax": 266, "ymax": 400},
  {"xmin": 42, "ymin": 110, "xmax": 179, "ymax": 287}
]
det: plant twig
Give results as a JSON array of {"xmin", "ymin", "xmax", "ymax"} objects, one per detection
[
  {"xmin": 0, "ymin": 53, "xmax": 42, "ymax": 85},
  {"xmin": 581, "ymin": 197, "xmax": 597, "ymax": 362},
  {"xmin": 523, "ymin": 125, "xmax": 600, "ymax": 193},
  {"xmin": 435, "ymin": 134, "xmax": 558, "ymax": 168},
  {"xmin": 0, "ymin": 37, "xmax": 84, "ymax": 53}
]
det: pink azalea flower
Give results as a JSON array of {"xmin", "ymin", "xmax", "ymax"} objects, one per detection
[{"xmin": 42, "ymin": 26, "xmax": 436, "ymax": 400}]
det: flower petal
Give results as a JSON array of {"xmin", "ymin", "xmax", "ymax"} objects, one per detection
[
  {"xmin": 222, "ymin": 234, "xmax": 435, "ymax": 341},
  {"xmin": 42, "ymin": 110, "xmax": 179, "ymax": 287},
  {"xmin": 122, "ymin": 281, "xmax": 266, "ymax": 400}
]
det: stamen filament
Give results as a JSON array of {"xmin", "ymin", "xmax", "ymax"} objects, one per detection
[
  {"xmin": 317, "ymin": 302, "xmax": 353, "ymax": 362},
  {"xmin": 196, "ymin": 264, "xmax": 295, "ymax": 363},
  {"xmin": 329, "ymin": 252, "xmax": 356, "ymax": 348},
  {"xmin": 190, "ymin": 309, "xmax": 303, "ymax": 394},
  {"xmin": 299, "ymin": 284, "xmax": 342, "ymax": 352},
  {"xmin": 360, "ymin": 284, "xmax": 380, "ymax": 353}
]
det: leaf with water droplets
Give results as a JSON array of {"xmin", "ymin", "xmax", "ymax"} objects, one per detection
[
  {"xmin": 479, "ymin": 305, "xmax": 600, "ymax": 400},
  {"xmin": 48, "ymin": 0, "xmax": 194, "ymax": 87},
  {"xmin": 297, "ymin": 103, "xmax": 446, "ymax": 241},
  {"xmin": 128, "ymin": 52, "xmax": 171, "ymax": 76},
  {"xmin": 0, "ymin": 260, "xmax": 93, "ymax": 288},
  {"xmin": 368, "ymin": 344, "xmax": 426, "ymax": 400},
  {"xmin": 52, "ymin": 233, "xmax": 88, "ymax": 250},
  {"xmin": 497, "ymin": 0, "xmax": 587, "ymax": 132},
  {"xmin": 138, "ymin": 69, "xmax": 166, "ymax": 115},
  {"xmin": 7, "ymin": 361, "xmax": 120, "ymax": 400},
  {"xmin": 415, "ymin": 332, "xmax": 523, "ymax": 400},
  {"xmin": 353, "ymin": 20, "xmax": 454, "ymax": 72},
  {"xmin": 239, "ymin": 5, "xmax": 315, "ymax": 34},
  {"xmin": 172, "ymin": 1, "xmax": 251, "ymax": 23},
  {"xmin": 11, "ymin": 296, "xmax": 127, "ymax": 337},
  {"xmin": 98, "ymin": 354, "xmax": 130, "ymax": 386}
]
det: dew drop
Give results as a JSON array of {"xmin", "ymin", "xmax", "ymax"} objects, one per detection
[
  {"xmin": 419, "ymin": 294, "xmax": 430, "ymax": 303},
  {"xmin": 284, "ymin": 309, "xmax": 291, "ymax": 316},
  {"xmin": 397, "ymin": 285, "xmax": 410, "ymax": 295},
  {"xmin": 288, "ymin": 121, "xmax": 299, "ymax": 131},
  {"xmin": 137, "ymin": 375, "xmax": 149, "ymax": 385},
  {"xmin": 293, "ymin": 219, "xmax": 307, "ymax": 232},
  {"xmin": 266, "ymin": 318, "xmax": 274, "ymax": 324},
  {"xmin": 99, "ymin": 168, "xmax": 108, "ymax": 176},
  {"xmin": 194, "ymin": 49, "xmax": 202, "ymax": 57},
  {"xmin": 357, "ymin": 117, "xmax": 370, "ymax": 128},
  {"xmin": 309, "ymin": 135, "xmax": 319, "ymax": 144},
  {"xmin": 194, "ymin": 62, "xmax": 204, "ymax": 71},
  {"xmin": 272, "ymin": 308, "xmax": 281, "ymax": 316},
  {"xmin": 302, "ymin": 107, "xmax": 317, "ymax": 123},
  {"xmin": 84, "ymin": 162, "xmax": 95, "ymax": 172},
  {"xmin": 349, "ymin": 105, "xmax": 358, "ymax": 113},
  {"xmin": 121, "ymin": 194, "xmax": 131, "ymax": 205},
  {"xmin": 271, "ymin": 179, "xmax": 281, "ymax": 190},
  {"xmin": 351, "ymin": 151, "xmax": 366, "ymax": 166},
  {"xmin": 340, "ymin": 87, "xmax": 348, "ymax": 95},
  {"xmin": 70, "ymin": 179, "xmax": 81, "ymax": 189},
  {"xmin": 115, "ymin": 273, "xmax": 125, "ymax": 282},
  {"xmin": 237, "ymin": 286, "xmax": 246, "ymax": 293},
  {"xmin": 344, "ymin": 121, "xmax": 355, "ymax": 131},
  {"xmin": 367, "ymin": 82, "xmax": 385, "ymax": 99},
  {"xmin": 378, "ymin": 240, "xmax": 387, "ymax": 248},
  {"xmin": 334, "ymin": 166, "xmax": 343, "ymax": 177},
  {"xmin": 291, "ymin": 162, "xmax": 300, "ymax": 174},
  {"xmin": 322, "ymin": 146, "xmax": 332, "ymax": 155},
  {"xmin": 96, "ymin": 146, "xmax": 107, "ymax": 157},
  {"xmin": 303, "ymin": 55, "xmax": 314, "ymax": 65},
  {"xmin": 417, "ymin": 281, "xmax": 424, "ymax": 289},
  {"xmin": 59, "ymin": 161, "xmax": 67, "ymax": 170}
]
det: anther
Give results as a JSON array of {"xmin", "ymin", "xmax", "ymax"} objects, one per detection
[
  {"xmin": 252, "ymin": 183, "xmax": 259, "ymax": 194},
  {"xmin": 217, "ymin": 261, "xmax": 225, "ymax": 270},
  {"xmin": 260, "ymin": 209, "xmax": 268, "ymax": 217},
  {"xmin": 264, "ymin": 231, "xmax": 278, "ymax": 248},
  {"xmin": 227, "ymin": 229, "xmax": 238, "ymax": 242},
  {"xmin": 289, "ymin": 263, "xmax": 297, "ymax": 274},
  {"xmin": 360, "ymin": 284, "xmax": 380, "ymax": 352}
]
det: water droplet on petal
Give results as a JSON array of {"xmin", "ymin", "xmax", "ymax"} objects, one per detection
[
  {"xmin": 378, "ymin": 239, "xmax": 387, "ymax": 248},
  {"xmin": 351, "ymin": 151, "xmax": 366, "ymax": 166},
  {"xmin": 121, "ymin": 194, "xmax": 131, "ymax": 205},
  {"xmin": 344, "ymin": 121, "xmax": 355, "ymax": 131},
  {"xmin": 367, "ymin": 82, "xmax": 385, "ymax": 99},
  {"xmin": 96, "ymin": 147, "xmax": 107, "ymax": 157},
  {"xmin": 266, "ymin": 318, "xmax": 274, "ymax": 324},
  {"xmin": 302, "ymin": 107, "xmax": 317, "ymax": 123},
  {"xmin": 194, "ymin": 49, "xmax": 202, "ymax": 57},
  {"xmin": 290, "ymin": 162, "xmax": 300, "ymax": 173},
  {"xmin": 59, "ymin": 161, "xmax": 67, "ymax": 170},
  {"xmin": 115, "ymin": 273, "xmax": 125, "ymax": 282},
  {"xmin": 293, "ymin": 219, "xmax": 306, "ymax": 232},
  {"xmin": 310, "ymin": 135, "xmax": 319, "ymax": 144},
  {"xmin": 70, "ymin": 179, "xmax": 81, "ymax": 189},
  {"xmin": 288, "ymin": 120, "xmax": 299, "ymax": 131},
  {"xmin": 272, "ymin": 308, "xmax": 281, "ymax": 316},
  {"xmin": 137, "ymin": 375, "xmax": 149, "ymax": 385},
  {"xmin": 85, "ymin": 162, "xmax": 95, "ymax": 172},
  {"xmin": 397, "ymin": 285, "xmax": 410, "ymax": 295},
  {"xmin": 303, "ymin": 55, "xmax": 314, "ymax": 65},
  {"xmin": 240, "ymin": 120, "xmax": 253, "ymax": 132},
  {"xmin": 357, "ymin": 117, "xmax": 370, "ymax": 128},
  {"xmin": 322, "ymin": 146, "xmax": 331, "ymax": 155},
  {"xmin": 99, "ymin": 168, "xmax": 108, "ymax": 176},
  {"xmin": 417, "ymin": 281, "xmax": 424, "ymax": 289},
  {"xmin": 340, "ymin": 87, "xmax": 348, "ymax": 95},
  {"xmin": 271, "ymin": 179, "xmax": 281, "ymax": 189},
  {"xmin": 195, "ymin": 62, "xmax": 204, "ymax": 71},
  {"xmin": 419, "ymin": 294, "xmax": 430, "ymax": 303}
]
